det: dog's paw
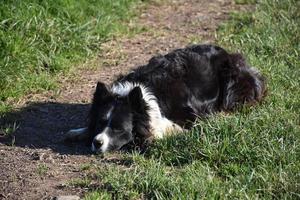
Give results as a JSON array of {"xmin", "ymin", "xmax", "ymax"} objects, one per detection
[{"xmin": 64, "ymin": 127, "xmax": 88, "ymax": 142}]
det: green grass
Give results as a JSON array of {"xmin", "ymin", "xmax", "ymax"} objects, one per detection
[
  {"xmin": 36, "ymin": 163, "xmax": 49, "ymax": 176},
  {"xmin": 77, "ymin": 0, "xmax": 299, "ymax": 199},
  {"xmin": 0, "ymin": 0, "xmax": 144, "ymax": 114},
  {"xmin": 0, "ymin": 121, "xmax": 18, "ymax": 136}
]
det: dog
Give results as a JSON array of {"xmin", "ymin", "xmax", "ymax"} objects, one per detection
[{"xmin": 65, "ymin": 44, "xmax": 266, "ymax": 153}]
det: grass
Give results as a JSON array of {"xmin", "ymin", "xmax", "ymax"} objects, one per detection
[
  {"xmin": 36, "ymin": 163, "xmax": 49, "ymax": 176},
  {"xmin": 72, "ymin": 0, "xmax": 298, "ymax": 199},
  {"xmin": 0, "ymin": 121, "xmax": 18, "ymax": 136},
  {"xmin": 0, "ymin": 0, "xmax": 144, "ymax": 115},
  {"xmin": 69, "ymin": 177, "xmax": 92, "ymax": 188}
]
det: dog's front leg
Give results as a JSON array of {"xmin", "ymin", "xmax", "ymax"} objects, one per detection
[{"xmin": 65, "ymin": 127, "xmax": 88, "ymax": 142}]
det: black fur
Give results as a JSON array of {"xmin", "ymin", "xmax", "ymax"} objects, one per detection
[{"xmin": 85, "ymin": 44, "xmax": 266, "ymax": 152}]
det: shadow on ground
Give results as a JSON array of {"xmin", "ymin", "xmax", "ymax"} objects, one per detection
[{"xmin": 0, "ymin": 102, "xmax": 92, "ymax": 155}]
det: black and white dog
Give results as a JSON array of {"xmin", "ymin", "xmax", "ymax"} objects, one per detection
[{"xmin": 66, "ymin": 44, "xmax": 266, "ymax": 153}]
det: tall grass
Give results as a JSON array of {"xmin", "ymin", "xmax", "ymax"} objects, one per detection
[
  {"xmin": 77, "ymin": 0, "xmax": 299, "ymax": 199},
  {"xmin": 0, "ymin": 0, "xmax": 142, "ymax": 114}
]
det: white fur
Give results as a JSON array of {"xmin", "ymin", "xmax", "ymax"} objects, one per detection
[
  {"xmin": 111, "ymin": 82, "xmax": 183, "ymax": 138},
  {"xmin": 92, "ymin": 127, "xmax": 111, "ymax": 153},
  {"xmin": 106, "ymin": 106, "xmax": 114, "ymax": 120}
]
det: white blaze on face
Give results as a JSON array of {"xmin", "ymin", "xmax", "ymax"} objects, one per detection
[
  {"xmin": 106, "ymin": 106, "xmax": 114, "ymax": 120},
  {"xmin": 91, "ymin": 105, "xmax": 115, "ymax": 153},
  {"xmin": 91, "ymin": 127, "xmax": 112, "ymax": 153}
]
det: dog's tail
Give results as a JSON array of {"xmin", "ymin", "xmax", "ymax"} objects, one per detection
[{"xmin": 214, "ymin": 50, "xmax": 266, "ymax": 110}]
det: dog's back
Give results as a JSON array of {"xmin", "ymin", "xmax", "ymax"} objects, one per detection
[{"xmin": 114, "ymin": 44, "xmax": 265, "ymax": 127}]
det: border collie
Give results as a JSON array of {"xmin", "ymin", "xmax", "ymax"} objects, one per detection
[{"xmin": 65, "ymin": 44, "xmax": 266, "ymax": 153}]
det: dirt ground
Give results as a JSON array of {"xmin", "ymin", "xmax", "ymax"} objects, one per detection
[{"xmin": 0, "ymin": 1, "xmax": 250, "ymax": 199}]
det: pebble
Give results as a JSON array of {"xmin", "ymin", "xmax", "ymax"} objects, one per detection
[{"xmin": 54, "ymin": 195, "xmax": 80, "ymax": 200}]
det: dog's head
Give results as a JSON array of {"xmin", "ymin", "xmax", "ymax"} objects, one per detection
[
  {"xmin": 87, "ymin": 82, "xmax": 149, "ymax": 153},
  {"xmin": 222, "ymin": 53, "xmax": 266, "ymax": 110}
]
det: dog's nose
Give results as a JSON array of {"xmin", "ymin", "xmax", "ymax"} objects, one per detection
[{"xmin": 93, "ymin": 139, "xmax": 103, "ymax": 149}]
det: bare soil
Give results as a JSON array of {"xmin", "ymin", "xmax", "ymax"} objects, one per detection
[{"xmin": 0, "ymin": 1, "xmax": 249, "ymax": 199}]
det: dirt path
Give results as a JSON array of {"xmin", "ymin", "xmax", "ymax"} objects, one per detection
[{"xmin": 0, "ymin": 1, "xmax": 248, "ymax": 199}]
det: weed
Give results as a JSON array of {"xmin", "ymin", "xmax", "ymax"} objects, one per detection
[
  {"xmin": 36, "ymin": 163, "xmax": 49, "ymax": 176},
  {"xmin": 68, "ymin": 177, "xmax": 92, "ymax": 188},
  {"xmin": 0, "ymin": 122, "xmax": 18, "ymax": 136},
  {"xmin": 80, "ymin": 164, "xmax": 92, "ymax": 171}
]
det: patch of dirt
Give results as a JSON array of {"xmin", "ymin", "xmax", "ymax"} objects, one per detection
[{"xmin": 0, "ymin": 1, "xmax": 250, "ymax": 199}]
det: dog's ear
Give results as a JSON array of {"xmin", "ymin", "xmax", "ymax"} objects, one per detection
[
  {"xmin": 128, "ymin": 87, "xmax": 145, "ymax": 112},
  {"xmin": 88, "ymin": 82, "xmax": 112, "ymax": 140},
  {"xmin": 95, "ymin": 81, "xmax": 109, "ymax": 96},
  {"xmin": 93, "ymin": 82, "xmax": 111, "ymax": 104}
]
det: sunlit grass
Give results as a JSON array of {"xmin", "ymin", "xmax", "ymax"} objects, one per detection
[{"xmin": 0, "ymin": 0, "xmax": 143, "ymax": 114}]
